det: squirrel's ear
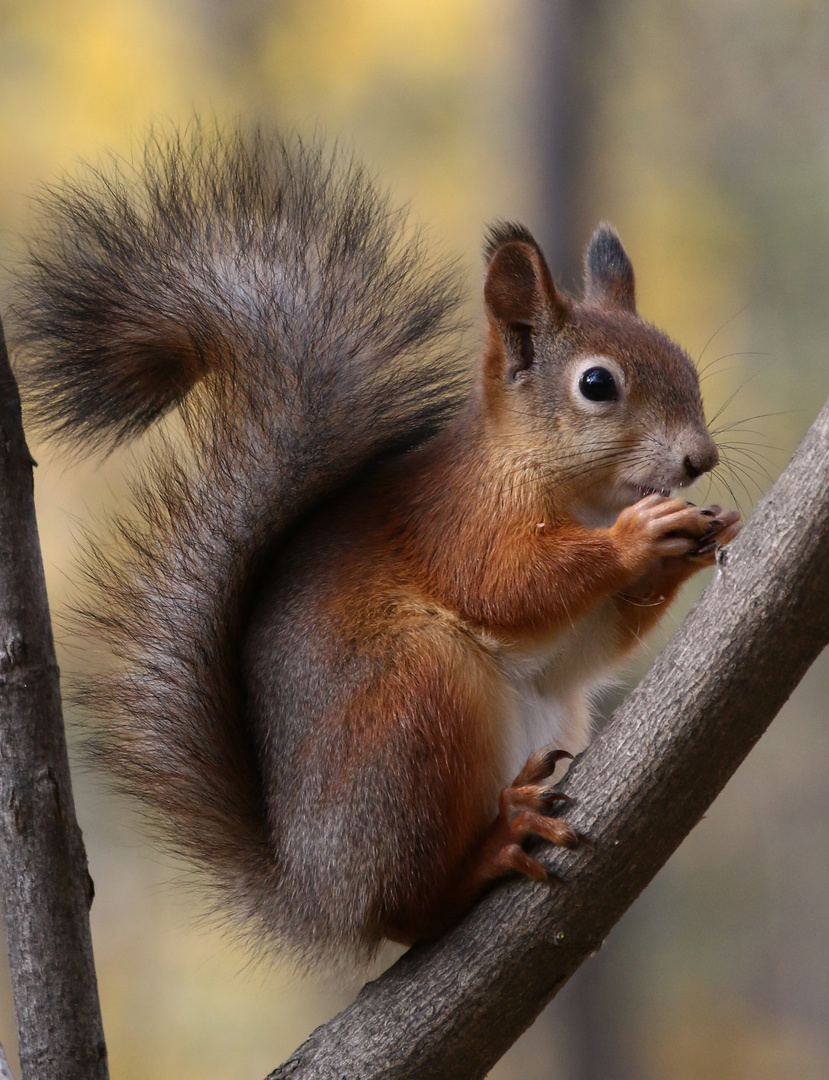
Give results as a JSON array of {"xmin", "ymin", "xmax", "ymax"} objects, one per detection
[
  {"xmin": 584, "ymin": 225, "xmax": 636, "ymax": 313},
  {"xmin": 483, "ymin": 223, "xmax": 568, "ymax": 380}
]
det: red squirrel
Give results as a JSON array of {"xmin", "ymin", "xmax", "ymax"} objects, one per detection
[{"xmin": 15, "ymin": 126, "xmax": 741, "ymax": 966}]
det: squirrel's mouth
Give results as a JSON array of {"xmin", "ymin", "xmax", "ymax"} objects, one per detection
[{"xmin": 625, "ymin": 484, "xmax": 674, "ymax": 503}]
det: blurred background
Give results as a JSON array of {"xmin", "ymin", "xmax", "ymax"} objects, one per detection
[{"xmin": 1, "ymin": 1, "xmax": 828, "ymax": 1077}]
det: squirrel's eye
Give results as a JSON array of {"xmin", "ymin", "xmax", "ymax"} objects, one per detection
[{"xmin": 579, "ymin": 366, "xmax": 619, "ymax": 402}]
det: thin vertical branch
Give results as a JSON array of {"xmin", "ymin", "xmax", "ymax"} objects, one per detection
[
  {"xmin": 0, "ymin": 1042, "xmax": 14, "ymax": 1080},
  {"xmin": 533, "ymin": 0, "xmax": 608, "ymax": 287},
  {"xmin": 0, "ymin": 312, "xmax": 108, "ymax": 1080}
]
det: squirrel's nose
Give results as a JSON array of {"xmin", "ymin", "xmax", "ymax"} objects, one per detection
[{"xmin": 683, "ymin": 436, "xmax": 719, "ymax": 481}]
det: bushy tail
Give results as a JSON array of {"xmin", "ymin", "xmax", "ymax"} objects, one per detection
[{"xmin": 13, "ymin": 124, "xmax": 467, "ymax": 950}]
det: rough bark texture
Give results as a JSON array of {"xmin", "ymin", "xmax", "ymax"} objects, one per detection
[
  {"xmin": 0, "ymin": 315, "xmax": 108, "ymax": 1080},
  {"xmin": 0, "ymin": 1043, "xmax": 13, "ymax": 1080},
  {"xmin": 268, "ymin": 397, "xmax": 829, "ymax": 1080}
]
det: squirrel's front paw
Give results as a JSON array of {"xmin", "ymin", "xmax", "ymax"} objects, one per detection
[
  {"xmin": 684, "ymin": 505, "xmax": 743, "ymax": 564},
  {"xmin": 612, "ymin": 494, "xmax": 730, "ymax": 575},
  {"xmin": 476, "ymin": 746, "xmax": 580, "ymax": 886}
]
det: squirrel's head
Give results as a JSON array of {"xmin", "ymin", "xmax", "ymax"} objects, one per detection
[{"xmin": 480, "ymin": 222, "xmax": 718, "ymax": 524}]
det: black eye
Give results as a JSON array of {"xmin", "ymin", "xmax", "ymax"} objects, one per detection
[{"xmin": 579, "ymin": 366, "xmax": 619, "ymax": 402}]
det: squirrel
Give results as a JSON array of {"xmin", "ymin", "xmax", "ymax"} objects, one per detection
[{"xmin": 14, "ymin": 125, "xmax": 741, "ymax": 967}]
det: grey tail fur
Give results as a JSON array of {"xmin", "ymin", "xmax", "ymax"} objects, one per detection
[{"xmin": 12, "ymin": 123, "xmax": 468, "ymax": 957}]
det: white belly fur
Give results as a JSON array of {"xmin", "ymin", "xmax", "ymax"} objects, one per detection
[{"xmin": 492, "ymin": 600, "xmax": 622, "ymax": 785}]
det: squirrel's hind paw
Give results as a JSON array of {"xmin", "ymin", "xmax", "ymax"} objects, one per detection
[{"xmin": 466, "ymin": 748, "xmax": 581, "ymax": 890}]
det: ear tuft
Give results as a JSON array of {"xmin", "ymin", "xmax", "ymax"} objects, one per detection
[
  {"xmin": 483, "ymin": 221, "xmax": 538, "ymax": 264},
  {"xmin": 482, "ymin": 224, "xmax": 568, "ymax": 380},
  {"xmin": 483, "ymin": 223, "xmax": 567, "ymax": 327},
  {"xmin": 584, "ymin": 224, "xmax": 636, "ymax": 313}
]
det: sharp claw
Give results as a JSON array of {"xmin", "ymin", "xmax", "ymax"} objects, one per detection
[
  {"xmin": 540, "ymin": 789, "xmax": 573, "ymax": 807},
  {"xmin": 694, "ymin": 539, "xmax": 718, "ymax": 556},
  {"xmin": 535, "ymin": 748, "xmax": 573, "ymax": 780},
  {"xmin": 543, "ymin": 748, "xmax": 573, "ymax": 767},
  {"xmin": 500, "ymin": 844, "xmax": 549, "ymax": 883}
]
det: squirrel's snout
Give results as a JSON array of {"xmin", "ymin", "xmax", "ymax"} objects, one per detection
[{"xmin": 682, "ymin": 434, "xmax": 719, "ymax": 482}]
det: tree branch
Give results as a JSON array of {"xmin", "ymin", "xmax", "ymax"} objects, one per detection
[
  {"xmin": 0, "ymin": 314, "xmax": 108, "ymax": 1080},
  {"xmin": 268, "ymin": 396, "xmax": 829, "ymax": 1080},
  {"xmin": 0, "ymin": 1043, "xmax": 15, "ymax": 1080}
]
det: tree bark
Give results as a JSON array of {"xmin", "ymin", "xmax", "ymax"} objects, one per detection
[
  {"xmin": 0, "ymin": 1043, "xmax": 14, "ymax": 1080},
  {"xmin": 267, "ymin": 396, "xmax": 829, "ymax": 1080},
  {"xmin": 0, "ymin": 315, "xmax": 108, "ymax": 1080}
]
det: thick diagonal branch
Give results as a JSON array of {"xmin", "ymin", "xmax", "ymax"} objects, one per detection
[
  {"xmin": 268, "ymin": 395, "xmax": 829, "ymax": 1080},
  {"xmin": 0, "ymin": 315, "xmax": 108, "ymax": 1080}
]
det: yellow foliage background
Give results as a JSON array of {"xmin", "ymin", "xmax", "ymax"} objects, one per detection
[{"xmin": 1, "ymin": 2, "xmax": 828, "ymax": 1078}]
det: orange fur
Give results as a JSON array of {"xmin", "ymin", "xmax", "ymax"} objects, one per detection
[
  {"xmin": 246, "ymin": 267, "xmax": 738, "ymax": 942},
  {"xmin": 16, "ymin": 130, "xmax": 741, "ymax": 961}
]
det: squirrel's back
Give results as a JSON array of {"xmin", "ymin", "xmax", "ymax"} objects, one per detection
[{"xmin": 13, "ymin": 124, "xmax": 468, "ymax": 960}]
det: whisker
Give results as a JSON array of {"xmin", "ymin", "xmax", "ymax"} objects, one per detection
[
  {"xmin": 719, "ymin": 447, "xmax": 770, "ymax": 474},
  {"xmin": 695, "ymin": 303, "xmax": 751, "ymax": 369},
  {"xmin": 707, "ymin": 363, "xmax": 778, "ymax": 428},
  {"xmin": 718, "ymin": 452, "xmax": 767, "ymax": 497},
  {"xmin": 714, "ymin": 435, "xmax": 784, "ymax": 450},
  {"xmin": 698, "ymin": 349, "xmax": 771, "ymax": 381},
  {"xmin": 710, "ymin": 410, "xmax": 796, "ymax": 436},
  {"xmin": 716, "ymin": 444, "xmax": 777, "ymax": 475},
  {"xmin": 707, "ymin": 466, "xmax": 746, "ymax": 515}
]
